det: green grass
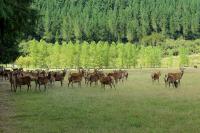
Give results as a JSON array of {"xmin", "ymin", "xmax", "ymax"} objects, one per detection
[{"xmin": 6, "ymin": 68, "xmax": 200, "ymax": 133}]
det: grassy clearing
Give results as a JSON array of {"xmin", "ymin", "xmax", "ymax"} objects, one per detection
[{"xmin": 3, "ymin": 68, "xmax": 200, "ymax": 133}]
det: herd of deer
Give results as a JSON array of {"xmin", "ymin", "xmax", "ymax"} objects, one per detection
[
  {"xmin": 151, "ymin": 68, "xmax": 185, "ymax": 88},
  {"xmin": 0, "ymin": 65, "xmax": 185, "ymax": 92},
  {"xmin": 0, "ymin": 67, "xmax": 128, "ymax": 92},
  {"xmin": 0, "ymin": 68, "xmax": 67, "ymax": 92}
]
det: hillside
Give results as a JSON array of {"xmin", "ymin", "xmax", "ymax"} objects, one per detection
[{"xmin": 32, "ymin": 0, "xmax": 200, "ymax": 42}]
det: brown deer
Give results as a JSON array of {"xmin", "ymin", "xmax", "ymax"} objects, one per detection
[
  {"xmin": 8, "ymin": 72, "xmax": 15, "ymax": 91},
  {"xmin": 99, "ymin": 75, "xmax": 115, "ymax": 90},
  {"xmin": 151, "ymin": 71, "xmax": 161, "ymax": 83},
  {"xmin": 36, "ymin": 76, "xmax": 49, "ymax": 91},
  {"xmin": 53, "ymin": 70, "xmax": 67, "ymax": 86},
  {"xmin": 165, "ymin": 74, "xmax": 179, "ymax": 88},
  {"xmin": 168, "ymin": 68, "xmax": 185, "ymax": 85},
  {"xmin": 68, "ymin": 70, "xmax": 84, "ymax": 87},
  {"xmin": 13, "ymin": 74, "xmax": 31, "ymax": 92}
]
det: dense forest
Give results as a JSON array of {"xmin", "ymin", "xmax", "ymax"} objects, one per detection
[{"xmin": 32, "ymin": 0, "xmax": 200, "ymax": 43}]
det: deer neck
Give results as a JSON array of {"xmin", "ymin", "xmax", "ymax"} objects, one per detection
[{"xmin": 181, "ymin": 71, "xmax": 184, "ymax": 77}]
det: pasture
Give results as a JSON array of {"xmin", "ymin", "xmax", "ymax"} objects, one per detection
[{"xmin": 1, "ymin": 68, "xmax": 200, "ymax": 133}]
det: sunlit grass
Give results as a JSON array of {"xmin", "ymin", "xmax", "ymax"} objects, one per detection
[{"xmin": 8, "ymin": 68, "xmax": 200, "ymax": 133}]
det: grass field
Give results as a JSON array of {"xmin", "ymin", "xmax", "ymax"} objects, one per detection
[{"xmin": 1, "ymin": 68, "xmax": 200, "ymax": 133}]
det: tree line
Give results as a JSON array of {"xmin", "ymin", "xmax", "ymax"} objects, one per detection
[
  {"xmin": 32, "ymin": 0, "xmax": 200, "ymax": 43},
  {"xmin": 16, "ymin": 40, "xmax": 191, "ymax": 68}
]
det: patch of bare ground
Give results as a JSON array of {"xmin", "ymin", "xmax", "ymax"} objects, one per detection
[{"xmin": 0, "ymin": 81, "xmax": 15, "ymax": 133}]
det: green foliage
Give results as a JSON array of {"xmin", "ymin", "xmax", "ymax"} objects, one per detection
[
  {"xmin": 179, "ymin": 47, "xmax": 189, "ymax": 66},
  {"xmin": 17, "ymin": 39, "xmax": 199, "ymax": 68},
  {"xmin": 138, "ymin": 46, "xmax": 162, "ymax": 68},
  {"xmin": 32, "ymin": 0, "xmax": 200, "ymax": 43},
  {"xmin": 162, "ymin": 39, "xmax": 200, "ymax": 56},
  {"xmin": 0, "ymin": 0, "xmax": 38, "ymax": 63},
  {"xmin": 124, "ymin": 43, "xmax": 138, "ymax": 68},
  {"xmin": 16, "ymin": 56, "xmax": 31, "ymax": 68},
  {"xmin": 17, "ymin": 40, "xmax": 141, "ymax": 68},
  {"xmin": 141, "ymin": 33, "xmax": 166, "ymax": 46},
  {"xmin": 167, "ymin": 50, "xmax": 173, "ymax": 67}
]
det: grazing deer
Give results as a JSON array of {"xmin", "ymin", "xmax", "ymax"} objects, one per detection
[
  {"xmin": 68, "ymin": 70, "xmax": 85, "ymax": 87},
  {"xmin": 151, "ymin": 71, "xmax": 161, "ymax": 83},
  {"xmin": 99, "ymin": 75, "xmax": 115, "ymax": 90},
  {"xmin": 53, "ymin": 70, "xmax": 67, "ymax": 86},
  {"xmin": 168, "ymin": 68, "xmax": 185, "ymax": 85},
  {"xmin": 36, "ymin": 76, "xmax": 49, "ymax": 91},
  {"xmin": 13, "ymin": 73, "xmax": 31, "ymax": 92},
  {"xmin": 165, "ymin": 74, "xmax": 179, "ymax": 88}
]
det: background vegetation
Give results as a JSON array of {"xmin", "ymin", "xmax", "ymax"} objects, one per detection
[
  {"xmin": 32, "ymin": 0, "xmax": 200, "ymax": 43},
  {"xmin": 1, "ymin": 0, "xmax": 200, "ymax": 64},
  {"xmin": 15, "ymin": 39, "xmax": 200, "ymax": 69},
  {"xmin": 0, "ymin": 0, "xmax": 38, "ymax": 63}
]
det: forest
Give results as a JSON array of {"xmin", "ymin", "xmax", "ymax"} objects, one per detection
[{"xmin": 32, "ymin": 0, "xmax": 200, "ymax": 43}]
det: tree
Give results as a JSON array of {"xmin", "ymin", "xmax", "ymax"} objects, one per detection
[
  {"xmin": 0, "ymin": 0, "xmax": 38, "ymax": 63},
  {"xmin": 125, "ymin": 43, "xmax": 138, "ymax": 68},
  {"xmin": 167, "ymin": 49, "xmax": 173, "ymax": 67},
  {"xmin": 43, "ymin": 8, "xmax": 53, "ymax": 42},
  {"xmin": 179, "ymin": 47, "xmax": 189, "ymax": 67},
  {"xmin": 80, "ymin": 41, "xmax": 90, "ymax": 68},
  {"xmin": 29, "ymin": 40, "xmax": 40, "ymax": 67}
]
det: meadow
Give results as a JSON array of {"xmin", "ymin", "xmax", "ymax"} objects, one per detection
[{"xmin": 1, "ymin": 68, "xmax": 200, "ymax": 133}]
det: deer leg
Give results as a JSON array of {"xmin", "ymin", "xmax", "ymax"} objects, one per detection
[
  {"xmin": 79, "ymin": 82, "xmax": 81, "ymax": 87},
  {"xmin": 11, "ymin": 83, "xmax": 12, "ymax": 92},
  {"xmin": 35, "ymin": 81, "xmax": 38, "ymax": 90},
  {"xmin": 90, "ymin": 81, "xmax": 92, "ymax": 87},
  {"xmin": 14, "ymin": 85, "xmax": 17, "ymax": 92},
  {"xmin": 39, "ymin": 84, "xmax": 41, "ymax": 91},
  {"xmin": 44, "ymin": 84, "xmax": 46, "ymax": 91},
  {"xmin": 20, "ymin": 85, "xmax": 22, "ymax": 92},
  {"xmin": 68, "ymin": 81, "xmax": 70, "ymax": 87},
  {"xmin": 112, "ymin": 83, "xmax": 116, "ymax": 90},
  {"xmin": 109, "ymin": 84, "xmax": 112, "ymax": 89},
  {"xmin": 172, "ymin": 82, "xmax": 174, "ymax": 88},
  {"xmin": 27, "ymin": 85, "xmax": 29, "ymax": 92},
  {"xmin": 165, "ymin": 81, "xmax": 167, "ymax": 87}
]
